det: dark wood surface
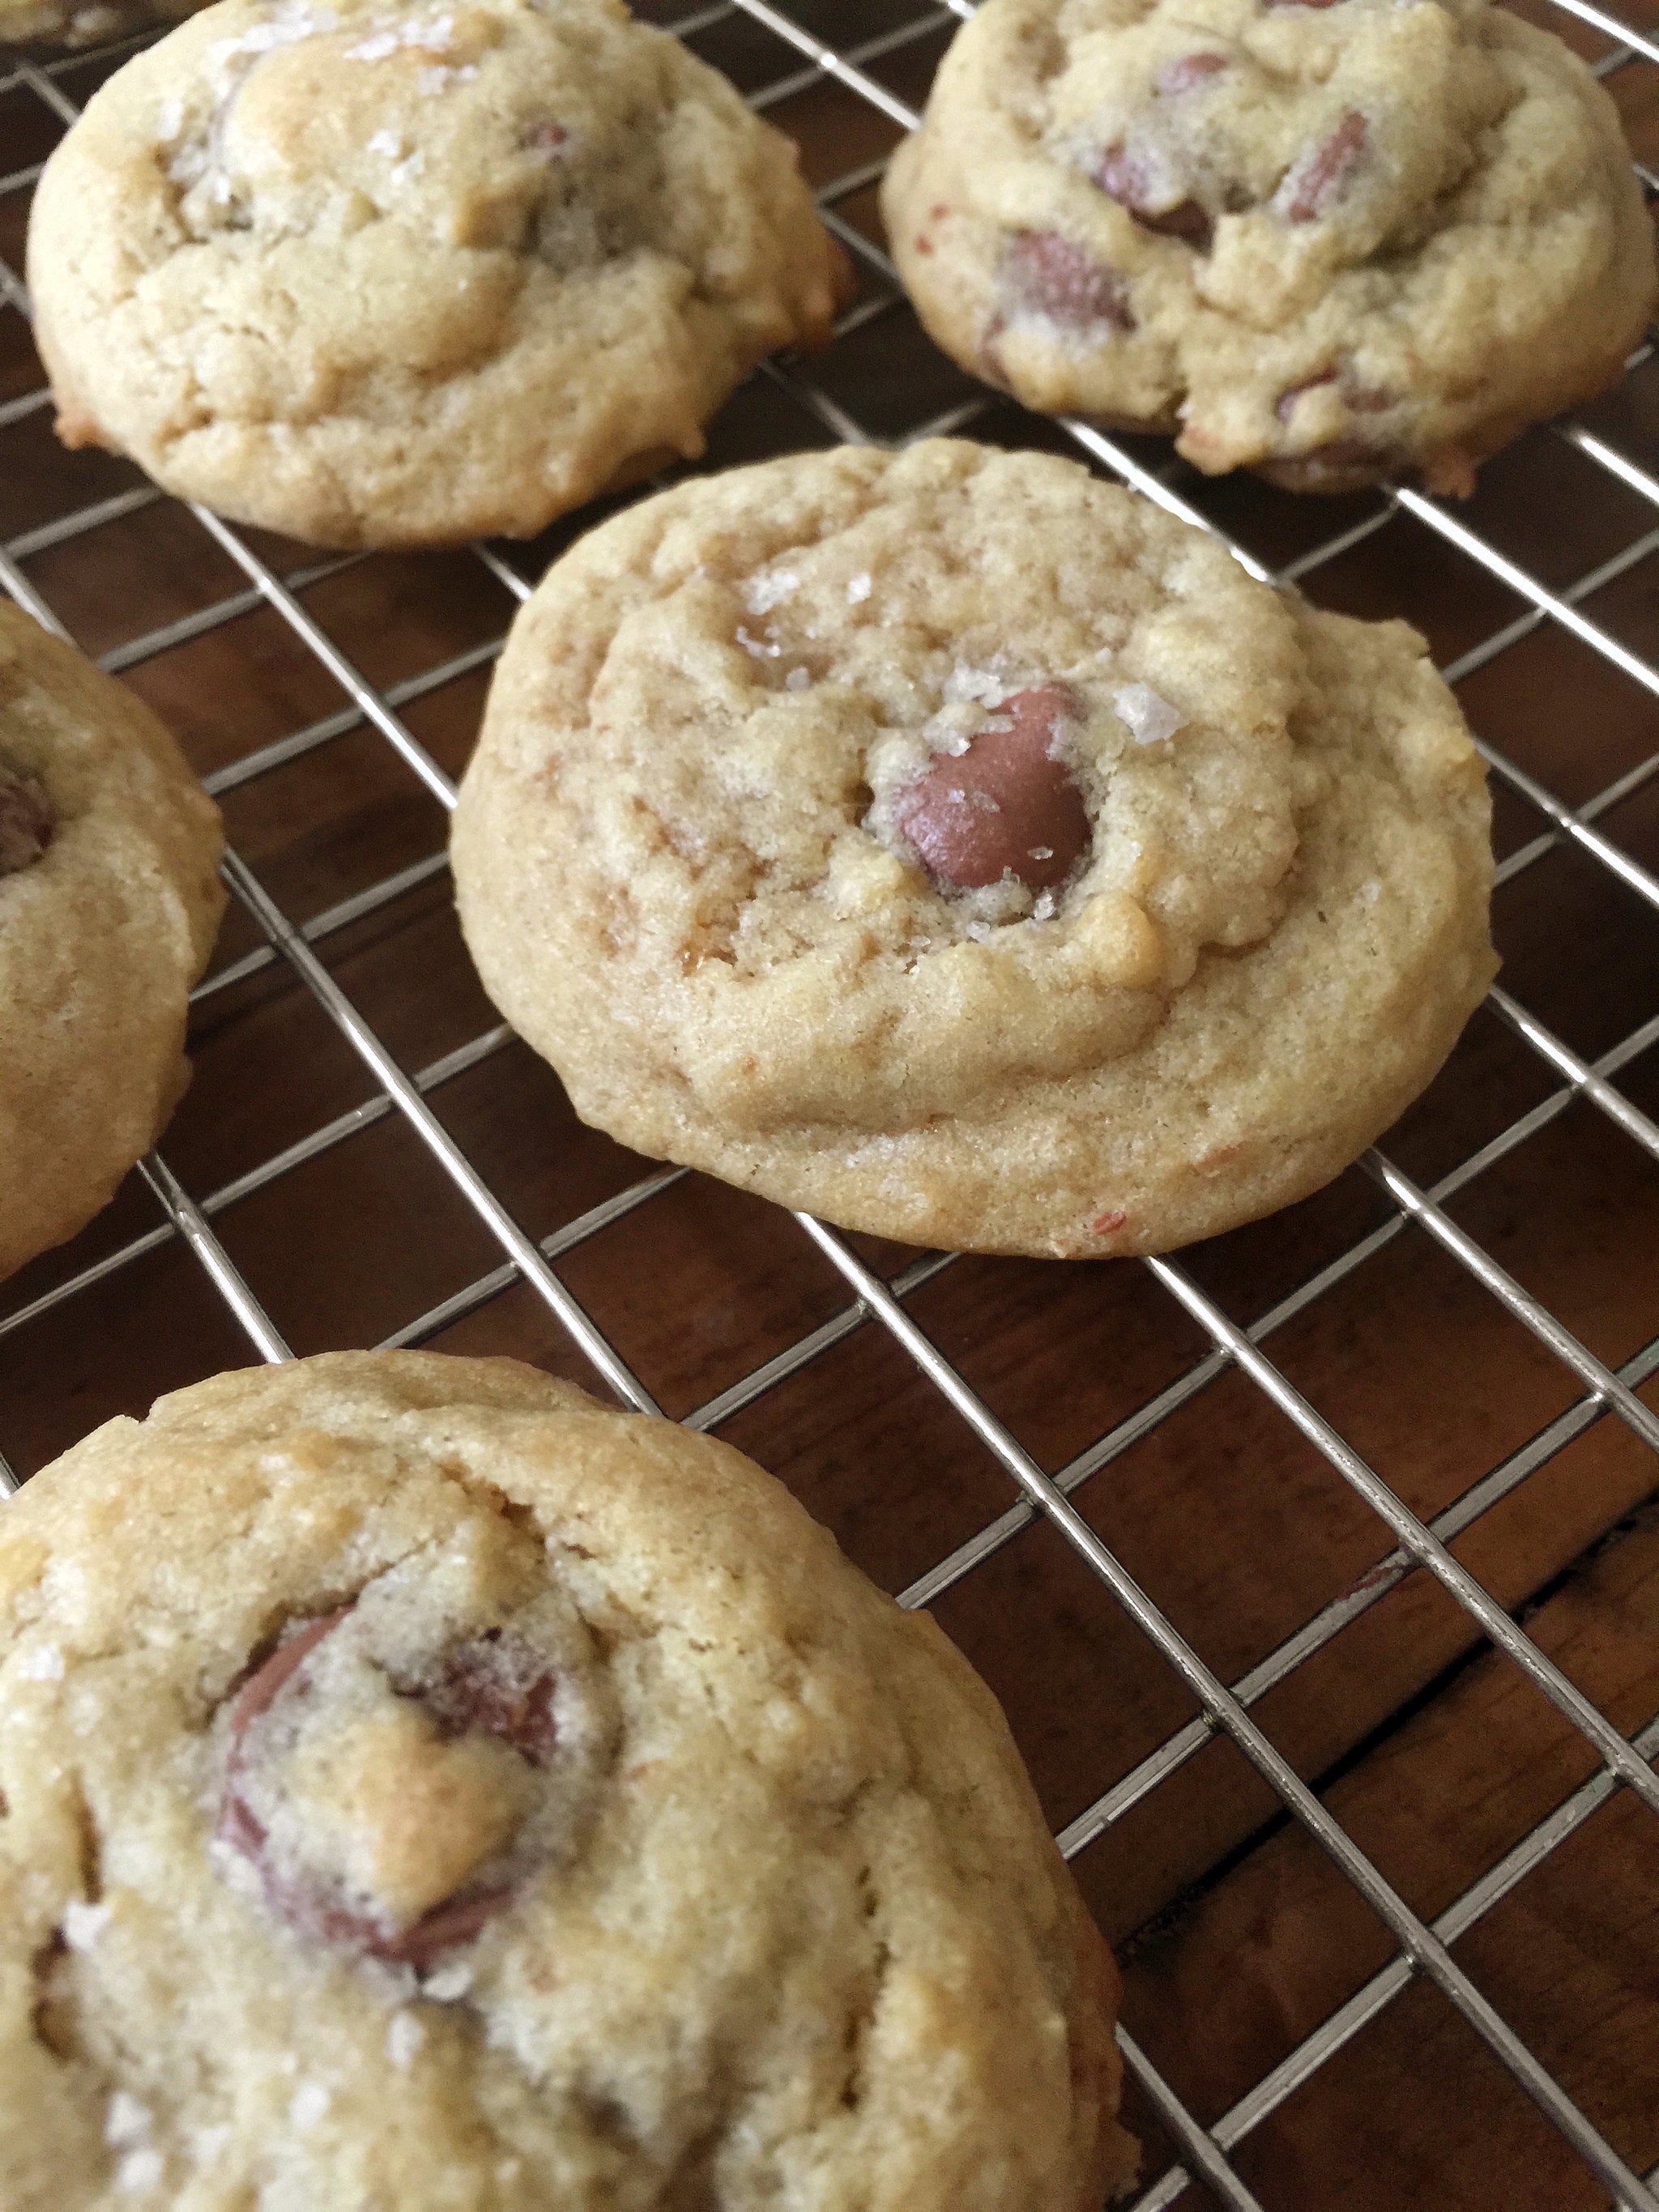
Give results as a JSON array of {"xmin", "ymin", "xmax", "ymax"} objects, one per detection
[{"xmin": 2, "ymin": 5, "xmax": 1657, "ymax": 2204}]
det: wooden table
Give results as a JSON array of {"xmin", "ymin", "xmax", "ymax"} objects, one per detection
[{"xmin": 2, "ymin": 4, "xmax": 1657, "ymax": 2203}]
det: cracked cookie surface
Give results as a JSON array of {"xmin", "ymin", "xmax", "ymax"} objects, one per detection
[
  {"xmin": 0, "ymin": 1349, "xmax": 1132, "ymax": 2211},
  {"xmin": 882, "ymin": 0, "xmax": 1655, "ymax": 492},
  {"xmin": 25, "ymin": 0, "xmax": 850, "ymax": 548},
  {"xmin": 452, "ymin": 439, "xmax": 1496, "ymax": 1257},
  {"xmin": 0, "ymin": 603, "xmax": 223, "ymax": 1282}
]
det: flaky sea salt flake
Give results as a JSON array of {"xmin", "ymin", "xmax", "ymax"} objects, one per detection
[
  {"xmin": 424, "ymin": 1958, "xmax": 473, "ymax": 2001},
  {"xmin": 289, "ymin": 2082, "xmax": 331, "ymax": 2129},
  {"xmin": 63, "ymin": 1899, "xmax": 111, "ymax": 1950},
  {"xmin": 744, "ymin": 569, "xmax": 799, "ymax": 615},
  {"xmin": 1113, "ymin": 682, "xmax": 1183, "ymax": 746},
  {"xmin": 846, "ymin": 573, "xmax": 872, "ymax": 603},
  {"xmin": 105, "ymin": 2093, "xmax": 152, "ymax": 2149},
  {"xmin": 117, "ymin": 2149, "xmax": 164, "ymax": 2195}
]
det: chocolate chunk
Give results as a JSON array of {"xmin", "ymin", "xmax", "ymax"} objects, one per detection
[
  {"xmin": 416, "ymin": 1630, "xmax": 558, "ymax": 1767},
  {"xmin": 1275, "ymin": 367, "xmax": 1337, "ymax": 423},
  {"xmin": 898, "ymin": 685, "xmax": 1090, "ymax": 894},
  {"xmin": 1299, "ymin": 436, "xmax": 1388, "ymax": 471},
  {"xmin": 0, "ymin": 764, "xmax": 54, "ymax": 878},
  {"xmin": 1156, "ymin": 51, "xmax": 1228, "ymax": 95},
  {"xmin": 1003, "ymin": 231, "xmax": 1133, "ymax": 331},
  {"xmin": 226, "ymin": 1608, "xmax": 351, "ymax": 1738},
  {"xmin": 1091, "ymin": 144, "xmax": 1211, "ymax": 245},
  {"xmin": 1282, "ymin": 111, "xmax": 1368, "ymax": 224},
  {"xmin": 218, "ymin": 1607, "xmax": 559, "ymax": 1963},
  {"xmin": 1276, "ymin": 364, "xmax": 1394, "ymax": 430},
  {"xmin": 979, "ymin": 312, "xmax": 1011, "ymax": 387}
]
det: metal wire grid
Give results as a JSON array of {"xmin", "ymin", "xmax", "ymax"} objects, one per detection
[{"xmin": 0, "ymin": 0, "xmax": 1656, "ymax": 2201}]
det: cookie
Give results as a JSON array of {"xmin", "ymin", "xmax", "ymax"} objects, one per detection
[
  {"xmin": 2, "ymin": 0, "xmax": 205, "ymax": 46},
  {"xmin": 451, "ymin": 439, "xmax": 1497, "ymax": 1259},
  {"xmin": 0, "ymin": 1349, "xmax": 1134, "ymax": 2210},
  {"xmin": 881, "ymin": 0, "xmax": 1656, "ymax": 493},
  {"xmin": 0, "ymin": 603, "xmax": 224, "ymax": 1283},
  {"xmin": 25, "ymin": 0, "xmax": 851, "ymax": 549}
]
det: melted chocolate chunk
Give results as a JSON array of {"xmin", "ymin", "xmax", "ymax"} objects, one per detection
[
  {"xmin": 1003, "ymin": 231, "xmax": 1133, "ymax": 331},
  {"xmin": 1275, "ymin": 367, "xmax": 1338, "ymax": 423},
  {"xmin": 1156, "ymin": 50, "xmax": 1228, "ymax": 95},
  {"xmin": 219, "ymin": 1606, "xmax": 560, "ymax": 1963},
  {"xmin": 1275, "ymin": 365, "xmax": 1395, "ymax": 447},
  {"xmin": 1091, "ymin": 144, "xmax": 1211, "ymax": 245},
  {"xmin": 0, "ymin": 765, "xmax": 54, "ymax": 878},
  {"xmin": 898, "ymin": 685, "xmax": 1090, "ymax": 895},
  {"xmin": 1282, "ymin": 111, "xmax": 1368, "ymax": 224},
  {"xmin": 415, "ymin": 1630, "xmax": 558, "ymax": 1767},
  {"xmin": 1299, "ymin": 437, "xmax": 1384, "ymax": 471}
]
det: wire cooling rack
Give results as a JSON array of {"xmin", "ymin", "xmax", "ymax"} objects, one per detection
[{"xmin": 2, "ymin": 2, "xmax": 1657, "ymax": 2204}]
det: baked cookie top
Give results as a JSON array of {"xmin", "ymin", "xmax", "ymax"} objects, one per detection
[
  {"xmin": 0, "ymin": 1350, "xmax": 1132, "ymax": 2210},
  {"xmin": 25, "ymin": 0, "xmax": 849, "ymax": 548},
  {"xmin": 452, "ymin": 439, "xmax": 1496, "ymax": 1257},
  {"xmin": 882, "ymin": 0, "xmax": 1656, "ymax": 492},
  {"xmin": 0, "ymin": 603, "xmax": 223, "ymax": 1281}
]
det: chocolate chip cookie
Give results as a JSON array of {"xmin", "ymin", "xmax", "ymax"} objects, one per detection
[
  {"xmin": 883, "ymin": 0, "xmax": 1656, "ymax": 493},
  {"xmin": 26, "ymin": 0, "xmax": 851, "ymax": 548},
  {"xmin": 0, "ymin": 603, "xmax": 224, "ymax": 1282},
  {"xmin": 2, "ymin": 0, "xmax": 205, "ymax": 47},
  {"xmin": 451, "ymin": 439, "xmax": 1496, "ymax": 1257},
  {"xmin": 0, "ymin": 1350, "xmax": 1133, "ymax": 2210}
]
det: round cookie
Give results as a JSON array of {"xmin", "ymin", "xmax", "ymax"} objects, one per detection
[
  {"xmin": 451, "ymin": 439, "xmax": 1497, "ymax": 1259},
  {"xmin": 0, "ymin": 1349, "xmax": 1134, "ymax": 2210},
  {"xmin": 0, "ymin": 603, "xmax": 223, "ymax": 1283},
  {"xmin": 2, "ymin": 0, "xmax": 206, "ymax": 47},
  {"xmin": 881, "ymin": 0, "xmax": 1657, "ymax": 494},
  {"xmin": 25, "ymin": 0, "xmax": 851, "ymax": 550}
]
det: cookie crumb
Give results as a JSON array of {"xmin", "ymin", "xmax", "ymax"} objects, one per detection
[{"xmin": 785, "ymin": 666, "xmax": 812, "ymax": 691}]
